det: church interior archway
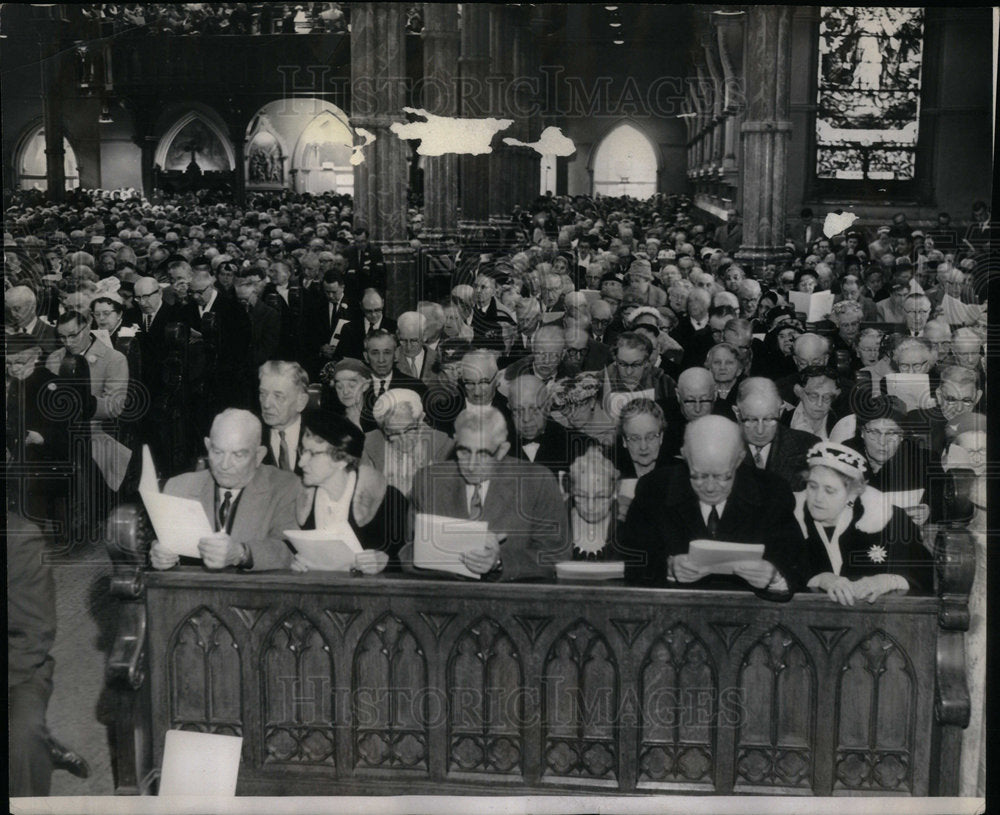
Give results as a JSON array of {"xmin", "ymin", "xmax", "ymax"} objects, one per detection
[
  {"xmin": 16, "ymin": 125, "xmax": 79, "ymax": 191},
  {"xmin": 591, "ymin": 123, "xmax": 659, "ymax": 198}
]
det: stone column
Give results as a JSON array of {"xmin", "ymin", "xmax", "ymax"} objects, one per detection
[
  {"xmin": 230, "ymin": 132, "xmax": 247, "ymax": 207},
  {"xmin": 351, "ymin": 3, "xmax": 414, "ymax": 312},
  {"xmin": 421, "ymin": 2, "xmax": 459, "ymax": 239},
  {"xmin": 714, "ymin": 10, "xmax": 745, "ymax": 183},
  {"xmin": 458, "ymin": 2, "xmax": 491, "ymax": 222},
  {"xmin": 42, "ymin": 38, "xmax": 66, "ymax": 201},
  {"xmin": 734, "ymin": 5, "xmax": 794, "ymax": 270}
]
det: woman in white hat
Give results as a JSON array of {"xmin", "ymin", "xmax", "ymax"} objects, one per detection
[{"xmin": 793, "ymin": 441, "xmax": 933, "ymax": 606}]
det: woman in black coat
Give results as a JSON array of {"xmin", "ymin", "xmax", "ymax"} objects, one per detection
[{"xmin": 790, "ymin": 441, "xmax": 933, "ymax": 605}]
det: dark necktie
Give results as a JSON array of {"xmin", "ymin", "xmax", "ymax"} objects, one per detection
[
  {"xmin": 469, "ymin": 484, "xmax": 483, "ymax": 520},
  {"xmin": 278, "ymin": 430, "xmax": 290, "ymax": 470},
  {"xmin": 143, "ymin": 314, "xmax": 152, "ymax": 331},
  {"xmin": 218, "ymin": 490, "xmax": 233, "ymax": 532},
  {"xmin": 753, "ymin": 446, "xmax": 765, "ymax": 468},
  {"xmin": 376, "ymin": 379, "xmax": 386, "ymax": 398},
  {"xmin": 706, "ymin": 505, "xmax": 720, "ymax": 538}
]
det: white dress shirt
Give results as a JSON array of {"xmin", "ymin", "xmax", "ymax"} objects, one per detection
[
  {"xmin": 198, "ymin": 288, "xmax": 218, "ymax": 318},
  {"xmin": 699, "ymin": 500, "xmax": 727, "ymax": 526},
  {"xmin": 521, "ymin": 441, "xmax": 540, "ymax": 461}
]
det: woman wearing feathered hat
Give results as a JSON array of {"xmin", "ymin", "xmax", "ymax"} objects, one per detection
[{"xmin": 792, "ymin": 441, "xmax": 933, "ymax": 606}]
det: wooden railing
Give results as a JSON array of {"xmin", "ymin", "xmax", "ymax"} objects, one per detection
[{"xmin": 103, "ymin": 508, "xmax": 973, "ymax": 797}]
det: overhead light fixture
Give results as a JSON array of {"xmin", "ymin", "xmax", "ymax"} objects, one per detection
[
  {"xmin": 99, "ymin": 103, "xmax": 113, "ymax": 124},
  {"xmin": 605, "ymin": 5, "xmax": 618, "ymax": 10},
  {"xmin": 609, "ymin": 20, "xmax": 622, "ymax": 28},
  {"xmin": 613, "ymin": 38, "xmax": 624, "ymax": 45}
]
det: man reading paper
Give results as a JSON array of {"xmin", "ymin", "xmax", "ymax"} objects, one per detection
[
  {"xmin": 150, "ymin": 409, "xmax": 300, "ymax": 571},
  {"xmin": 622, "ymin": 415, "xmax": 805, "ymax": 597},
  {"xmin": 404, "ymin": 407, "xmax": 568, "ymax": 580}
]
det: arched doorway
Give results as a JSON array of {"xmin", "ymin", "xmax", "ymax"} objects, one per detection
[
  {"xmin": 154, "ymin": 112, "xmax": 234, "ymax": 173},
  {"xmin": 292, "ymin": 109, "xmax": 354, "ymax": 196},
  {"xmin": 591, "ymin": 123, "xmax": 658, "ymax": 198},
  {"xmin": 15, "ymin": 125, "xmax": 79, "ymax": 191}
]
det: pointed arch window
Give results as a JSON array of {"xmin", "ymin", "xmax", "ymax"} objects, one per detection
[
  {"xmin": 592, "ymin": 124, "xmax": 658, "ymax": 198},
  {"xmin": 812, "ymin": 7, "xmax": 929, "ymax": 199},
  {"xmin": 16, "ymin": 127, "xmax": 79, "ymax": 191}
]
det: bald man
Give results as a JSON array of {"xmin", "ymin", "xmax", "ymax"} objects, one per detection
[
  {"xmin": 505, "ymin": 373, "xmax": 590, "ymax": 475},
  {"xmin": 622, "ymin": 415, "xmax": 803, "ymax": 594},
  {"xmin": 150, "ymin": 408, "xmax": 300, "ymax": 571},
  {"xmin": 733, "ymin": 378, "xmax": 818, "ymax": 491}
]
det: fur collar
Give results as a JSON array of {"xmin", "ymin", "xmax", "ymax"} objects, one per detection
[{"xmin": 793, "ymin": 485, "xmax": 892, "ymax": 537}]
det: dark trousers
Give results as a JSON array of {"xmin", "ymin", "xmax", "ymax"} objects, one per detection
[{"xmin": 9, "ymin": 676, "xmax": 54, "ymax": 796}]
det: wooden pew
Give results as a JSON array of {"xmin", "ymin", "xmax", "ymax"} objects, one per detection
[{"xmin": 103, "ymin": 513, "xmax": 973, "ymax": 797}]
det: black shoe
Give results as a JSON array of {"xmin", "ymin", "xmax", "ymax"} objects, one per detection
[{"xmin": 45, "ymin": 735, "xmax": 91, "ymax": 779}]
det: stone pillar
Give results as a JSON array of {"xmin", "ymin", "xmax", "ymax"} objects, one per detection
[
  {"xmin": 230, "ymin": 131, "xmax": 247, "ymax": 207},
  {"xmin": 458, "ymin": 2, "xmax": 491, "ymax": 222},
  {"xmin": 714, "ymin": 10, "xmax": 745, "ymax": 182},
  {"xmin": 42, "ymin": 40, "xmax": 66, "ymax": 201},
  {"xmin": 351, "ymin": 3, "xmax": 414, "ymax": 312},
  {"xmin": 734, "ymin": 6, "xmax": 794, "ymax": 271},
  {"xmin": 421, "ymin": 2, "xmax": 459, "ymax": 239},
  {"xmin": 513, "ymin": 11, "xmax": 541, "ymax": 206},
  {"xmin": 487, "ymin": 5, "xmax": 514, "ymax": 218}
]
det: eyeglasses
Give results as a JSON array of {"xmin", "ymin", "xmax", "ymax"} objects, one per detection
[
  {"xmin": 511, "ymin": 405, "xmax": 544, "ymax": 418},
  {"xmin": 397, "ymin": 336, "xmax": 423, "ymax": 346},
  {"xmin": 564, "ymin": 347, "xmax": 588, "ymax": 358},
  {"xmin": 862, "ymin": 427, "xmax": 903, "ymax": 441},
  {"xmin": 135, "ymin": 292, "xmax": 159, "ymax": 301},
  {"xmin": 681, "ymin": 397, "xmax": 714, "ymax": 406},
  {"xmin": 299, "ymin": 444, "xmax": 333, "ymax": 461},
  {"xmin": 534, "ymin": 351, "xmax": 564, "ymax": 361},
  {"xmin": 461, "ymin": 377, "xmax": 494, "ymax": 388},
  {"xmin": 689, "ymin": 469, "xmax": 737, "ymax": 484},
  {"xmin": 455, "ymin": 444, "xmax": 502, "ymax": 461},
  {"xmin": 189, "ymin": 284, "xmax": 213, "ymax": 295},
  {"xmin": 624, "ymin": 431, "xmax": 662, "ymax": 445},
  {"xmin": 385, "ymin": 422, "xmax": 422, "ymax": 442},
  {"xmin": 739, "ymin": 416, "xmax": 779, "ymax": 427},
  {"xmin": 615, "ymin": 359, "xmax": 647, "ymax": 372},
  {"xmin": 941, "ymin": 396, "xmax": 976, "ymax": 406}
]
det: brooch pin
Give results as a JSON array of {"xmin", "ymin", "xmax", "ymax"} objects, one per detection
[{"xmin": 867, "ymin": 544, "xmax": 887, "ymax": 564}]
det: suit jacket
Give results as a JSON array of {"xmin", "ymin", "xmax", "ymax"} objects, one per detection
[
  {"xmin": 337, "ymin": 315, "xmax": 398, "ymax": 362},
  {"xmin": 396, "ymin": 345, "xmax": 438, "ymax": 383},
  {"xmin": 164, "ymin": 464, "xmax": 300, "ymax": 571},
  {"xmin": 46, "ymin": 336, "xmax": 129, "ymax": 421},
  {"xmin": 622, "ymin": 462, "xmax": 804, "ymax": 591},
  {"xmin": 507, "ymin": 419, "xmax": 598, "ymax": 475},
  {"xmin": 739, "ymin": 423, "xmax": 819, "ymax": 491},
  {"xmin": 12, "ymin": 319, "xmax": 60, "ymax": 354},
  {"xmin": 199, "ymin": 293, "xmax": 253, "ymax": 380},
  {"xmin": 247, "ymin": 299, "xmax": 282, "ymax": 369},
  {"xmin": 343, "ymin": 243, "xmax": 387, "ymax": 298},
  {"xmin": 259, "ymin": 284, "xmax": 296, "ymax": 360},
  {"xmin": 407, "ymin": 457, "xmax": 569, "ymax": 580},
  {"xmin": 303, "ymin": 297, "xmax": 358, "ymax": 376}
]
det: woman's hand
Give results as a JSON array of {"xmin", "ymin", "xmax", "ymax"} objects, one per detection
[
  {"xmin": 354, "ymin": 550, "xmax": 389, "ymax": 575},
  {"xmin": 814, "ymin": 572, "xmax": 857, "ymax": 606},
  {"xmin": 150, "ymin": 541, "xmax": 179, "ymax": 570},
  {"xmin": 732, "ymin": 560, "xmax": 778, "ymax": 590},
  {"xmin": 668, "ymin": 554, "xmax": 710, "ymax": 584},
  {"xmin": 852, "ymin": 574, "xmax": 908, "ymax": 603}
]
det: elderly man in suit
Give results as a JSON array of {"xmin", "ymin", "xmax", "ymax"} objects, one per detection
[
  {"xmin": 336, "ymin": 288, "xmax": 397, "ymax": 363},
  {"xmin": 506, "ymin": 372, "xmax": 591, "ymax": 475},
  {"xmin": 734, "ymin": 378, "xmax": 818, "ymax": 491},
  {"xmin": 150, "ymin": 409, "xmax": 300, "ymax": 571},
  {"xmin": 395, "ymin": 310, "xmax": 437, "ymax": 383},
  {"xmin": 622, "ymin": 415, "xmax": 804, "ymax": 593},
  {"xmin": 5, "ymin": 286, "xmax": 59, "ymax": 354},
  {"xmin": 407, "ymin": 406, "xmax": 568, "ymax": 580},
  {"xmin": 258, "ymin": 360, "xmax": 310, "ymax": 474}
]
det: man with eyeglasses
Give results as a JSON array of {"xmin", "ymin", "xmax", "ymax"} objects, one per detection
[
  {"xmin": 505, "ymin": 373, "xmax": 585, "ymax": 476},
  {"xmin": 902, "ymin": 292, "xmax": 933, "ymax": 337},
  {"xmin": 603, "ymin": 331, "xmax": 677, "ymax": 424},
  {"xmin": 406, "ymin": 406, "xmax": 568, "ymax": 581},
  {"xmin": 734, "ymin": 378, "xmax": 818, "ymax": 491},
  {"xmin": 903, "ymin": 365, "xmax": 982, "ymax": 458},
  {"xmin": 622, "ymin": 415, "xmax": 802, "ymax": 595},
  {"xmin": 334, "ymin": 289, "xmax": 396, "ymax": 364},
  {"xmin": 562, "ymin": 320, "xmax": 613, "ymax": 376}
]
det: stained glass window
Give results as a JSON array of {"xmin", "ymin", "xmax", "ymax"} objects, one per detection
[{"xmin": 815, "ymin": 7, "xmax": 925, "ymax": 181}]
